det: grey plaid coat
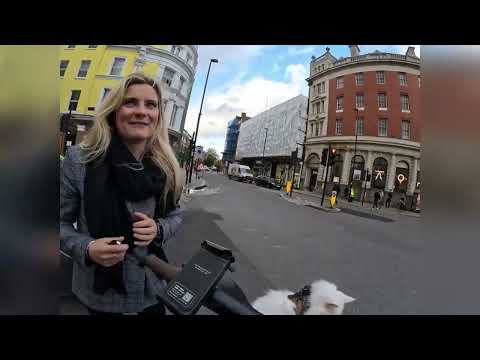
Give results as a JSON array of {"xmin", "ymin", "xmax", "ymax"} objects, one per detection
[{"xmin": 60, "ymin": 145, "xmax": 183, "ymax": 313}]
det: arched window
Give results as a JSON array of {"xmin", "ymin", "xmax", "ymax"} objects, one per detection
[
  {"xmin": 330, "ymin": 154, "xmax": 343, "ymax": 182},
  {"xmin": 306, "ymin": 153, "xmax": 320, "ymax": 169},
  {"xmin": 372, "ymin": 157, "xmax": 388, "ymax": 189},
  {"xmin": 395, "ymin": 160, "xmax": 410, "ymax": 193},
  {"xmin": 350, "ymin": 155, "xmax": 365, "ymax": 181}
]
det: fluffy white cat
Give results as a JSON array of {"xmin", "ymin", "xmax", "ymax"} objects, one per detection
[{"xmin": 252, "ymin": 280, "xmax": 355, "ymax": 315}]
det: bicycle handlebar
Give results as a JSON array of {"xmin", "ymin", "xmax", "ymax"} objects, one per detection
[{"xmin": 143, "ymin": 254, "xmax": 262, "ymax": 315}]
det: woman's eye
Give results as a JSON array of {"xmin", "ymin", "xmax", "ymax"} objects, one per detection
[
  {"xmin": 124, "ymin": 99, "xmax": 136, "ymax": 106},
  {"xmin": 146, "ymin": 102, "xmax": 158, "ymax": 108}
]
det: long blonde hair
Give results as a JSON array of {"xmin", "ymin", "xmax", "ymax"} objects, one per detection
[{"xmin": 80, "ymin": 72, "xmax": 184, "ymax": 206}]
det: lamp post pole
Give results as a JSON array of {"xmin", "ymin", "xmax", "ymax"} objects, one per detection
[
  {"xmin": 188, "ymin": 58, "xmax": 218, "ymax": 184},
  {"xmin": 262, "ymin": 127, "xmax": 268, "ymax": 176}
]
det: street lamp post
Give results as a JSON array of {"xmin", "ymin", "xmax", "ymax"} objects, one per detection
[
  {"xmin": 262, "ymin": 127, "xmax": 268, "ymax": 176},
  {"xmin": 349, "ymin": 108, "xmax": 359, "ymax": 201},
  {"xmin": 188, "ymin": 58, "xmax": 218, "ymax": 184}
]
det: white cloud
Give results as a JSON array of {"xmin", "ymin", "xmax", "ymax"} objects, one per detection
[
  {"xmin": 184, "ymin": 66, "xmax": 308, "ymax": 155},
  {"xmin": 284, "ymin": 64, "xmax": 308, "ymax": 87}
]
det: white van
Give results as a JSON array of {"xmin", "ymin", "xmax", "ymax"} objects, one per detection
[{"xmin": 228, "ymin": 164, "xmax": 254, "ymax": 182}]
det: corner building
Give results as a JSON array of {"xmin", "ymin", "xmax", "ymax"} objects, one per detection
[{"xmin": 304, "ymin": 46, "xmax": 421, "ymax": 207}]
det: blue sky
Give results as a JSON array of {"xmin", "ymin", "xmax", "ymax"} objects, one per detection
[{"xmin": 184, "ymin": 45, "xmax": 420, "ymax": 156}]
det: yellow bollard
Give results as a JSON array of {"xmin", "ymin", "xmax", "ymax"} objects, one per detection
[
  {"xmin": 286, "ymin": 180, "xmax": 293, "ymax": 194},
  {"xmin": 329, "ymin": 191, "xmax": 337, "ymax": 208}
]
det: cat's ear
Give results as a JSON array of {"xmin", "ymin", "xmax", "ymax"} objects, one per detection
[
  {"xmin": 340, "ymin": 292, "xmax": 355, "ymax": 303},
  {"xmin": 287, "ymin": 294, "xmax": 296, "ymax": 301}
]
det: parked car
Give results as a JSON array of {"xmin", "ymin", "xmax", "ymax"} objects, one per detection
[{"xmin": 254, "ymin": 175, "xmax": 281, "ymax": 190}]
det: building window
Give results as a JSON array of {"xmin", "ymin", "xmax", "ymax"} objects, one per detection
[
  {"xmin": 322, "ymin": 64, "xmax": 325, "ymax": 71},
  {"xmin": 68, "ymin": 90, "xmax": 81, "ymax": 111},
  {"xmin": 315, "ymin": 122, "xmax": 319, "ymax": 137},
  {"xmin": 320, "ymin": 81, "xmax": 325, "ymax": 94},
  {"xmin": 401, "ymin": 94, "xmax": 410, "ymax": 111},
  {"xmin": 310, "ymin": 123, "xmax": 314, "ymax": 137},
  {"xmin": 356, "ymin": 117, "xmax": 364, "ymax": 136},
  {"xmin": 336, "ymin": 76, "xmax": 344, "ymax": 89},
  {"xmin": 186, "ymin": 53, "xmax": 192, "ymax": 65},
  {"xmin": 60, "ymin": 60, "xmax": 69, "ymax": 77},
  {"xmin": 399, "ymin": 72, "xmax": 407, "ymax": 86},
  {"xmin": 110, "ymin": 57, "xmax": 126, "ymax": 76},
  {"xmin": 376, "ymin": 71, "xmax": 385, "ymax": 84},
  {"xmin": 319, "ymin": 120, "xmax": 324, "ymax": 136},
  {"xmin": 175, "ymin": 47, "xmax": 182, "ymax": 56},
  {"xmin": 314, "ymin": 102, "xmax": 320, "ymax": 114},
  {"xmin": 171, "ymin": 46, "xmax": 177, "ymax": 54},
  {"xmin": 378, "ymin": 93, "xmax": 387, "ymax": 109},
  {"xmin": 320, "ymin": 98, "xmax": 325, "ymax": 113},
  {"xmin": 77, "ymin": 60, "xmax": 91, "ymax": 78},
  {"xmin": 401, "ymin": 120, "xmax": 411, "ymax": 140},
  {"xmin": 336, "ymin": 119, "xmax": 343, "ymax": 135},
  {"xmin": 162, "ymin": 67, "xmax": 175, "ymax": 87},
  {"xmin": 355, "ymin": 72, "xmax": 364, "ymax": 86},
  {"xmin": 101, "ymin": 88, "xmax": 111, "ymax": 103},
  {"xmin": 170, "ymin": 104, "xmax": 178, "ymax": 127},
  {"xmin": 66, "ymin": 45, "xmax": 76, "ymax": 49},
  {"xmin": 179, "ymin": 76, "xmax": 186, "ymax": 93},
  {"xmin": 336, "ymin": 96, "xmax": 344, "ymax": 111},
  {"xmin": 378, "ymin": 118, "xmax": 388, "ymax": 137},
  {"xmin": 88, "ymin": 45, "xmax": 97, "ymax": 49},
  {"xmin": 356, "ymin": 94, "xmax": 364, "ymax": 108}
]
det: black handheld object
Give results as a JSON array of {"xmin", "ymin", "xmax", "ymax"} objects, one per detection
[{"xmin": 157, "ymin": 240, "xmax": 235, "ymax": 315}]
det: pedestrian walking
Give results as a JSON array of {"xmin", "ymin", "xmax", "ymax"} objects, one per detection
[
  {"xmin": 60, "ymin": 73, "xmax": 184, "ymax": 315},
  {"xmin": 378, "ymin": 190, "xmax": 385, "ymax": 209},
  {"xmin": 373, "ymin": 190, "xmax": 380, "ymax": 211},
  {"xmin": 385, "ymin": 192, "xmax": 392, "ymax": 208}
]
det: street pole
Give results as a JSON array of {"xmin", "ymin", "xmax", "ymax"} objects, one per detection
[
  {"xmin": 262, "ymin": 127, "xmax": 268, "ymax": 176},
  {"xmin": 320, "ymin": 144, "xmax": 331, "ymax": 207},
  {"xmin": 188, "ymin": 58, "xmax": 218, "ymax": 184},
  {"xmin": 185, "ymin": 131, "xmax": 195, "ymax": 185},
  {"xmin": 349, "ymin": 108, "xmax": 359, "ymax": 191},
  {"xmin": 361, "ymin": 169, "xmax": 369, "ymax": 206}
]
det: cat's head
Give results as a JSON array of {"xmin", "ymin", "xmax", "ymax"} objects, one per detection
[{"xmin": 301, "ymin": 280, "xmax": 355, "ymax": 315}]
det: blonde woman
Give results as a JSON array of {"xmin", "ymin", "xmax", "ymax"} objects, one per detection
[{"xmin": 60, "ymin": 73, "xmax": 184, "ymax": 315}]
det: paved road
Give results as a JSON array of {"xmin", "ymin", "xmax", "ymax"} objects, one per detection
[
  {"xmin": 167, "ymin": 172, "xmax": 424, "ymax": 315},
  {"xmin": 61, "ymin": 171, "xmax": 426, "ymax": 315}
]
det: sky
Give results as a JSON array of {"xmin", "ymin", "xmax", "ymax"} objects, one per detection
[{"xmin": 184, "ymin": 45, "xmax": 420, "ymax": 157}]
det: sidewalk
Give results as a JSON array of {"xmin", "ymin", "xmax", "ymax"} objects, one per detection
[{"xmin": 291, "ymin": 189, "xmax": 421, "ymax": 219}]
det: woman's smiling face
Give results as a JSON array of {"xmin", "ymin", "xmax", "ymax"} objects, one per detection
[{"xmin": 114, "ymin": 84, "xmax": 160, "ymax": 144}]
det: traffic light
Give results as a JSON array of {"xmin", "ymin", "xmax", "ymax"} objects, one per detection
[
  {"xmin": 328, "ymin": 148, "xmax": 337, "ymax": 166},
  {"xmin": 291, "ymin": 149, "xmax": 298, "ymax": 160},
  {"xmin": 321, "ymin": 148, "xmax": 328, "ymax": 166}
]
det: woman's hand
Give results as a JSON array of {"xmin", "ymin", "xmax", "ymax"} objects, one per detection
[
  {"xmin": 132, "ymin": 212, "xmax": 158, "ymax": 247},
  {"xmin": 88, "ymin": 237, "xmax": 128, "ymax": 267}
]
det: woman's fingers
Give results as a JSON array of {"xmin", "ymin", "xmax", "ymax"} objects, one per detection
[
  {"xmin": 133, "ymin": 233, "xmax": 154, "ymax": 241},
  {"xmin": 132, "ymin": 226, "xmax": 155, "ymax": 235}
]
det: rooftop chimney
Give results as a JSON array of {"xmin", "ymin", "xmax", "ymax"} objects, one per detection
[
  {"xmin": 406, "ymin": 46, "xmax": 417, "ymax": 57},
  {"xmin": 349, "ymin": 45, "xmax": 360, "ymax": 57}
]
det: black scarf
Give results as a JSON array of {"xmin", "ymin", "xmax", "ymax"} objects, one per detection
[{"xmin": 85, "ymin": 133, "xmax": 174, "ymax": 295}]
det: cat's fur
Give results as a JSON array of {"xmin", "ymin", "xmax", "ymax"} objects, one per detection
[{"xmin": 252, "ymin": 280, "xmax": 355, "ymax": 315}]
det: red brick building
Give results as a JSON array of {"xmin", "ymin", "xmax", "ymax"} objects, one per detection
[{"xmin": 304, "ymin": 46, "xmax": 421, "ymax": 208}]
